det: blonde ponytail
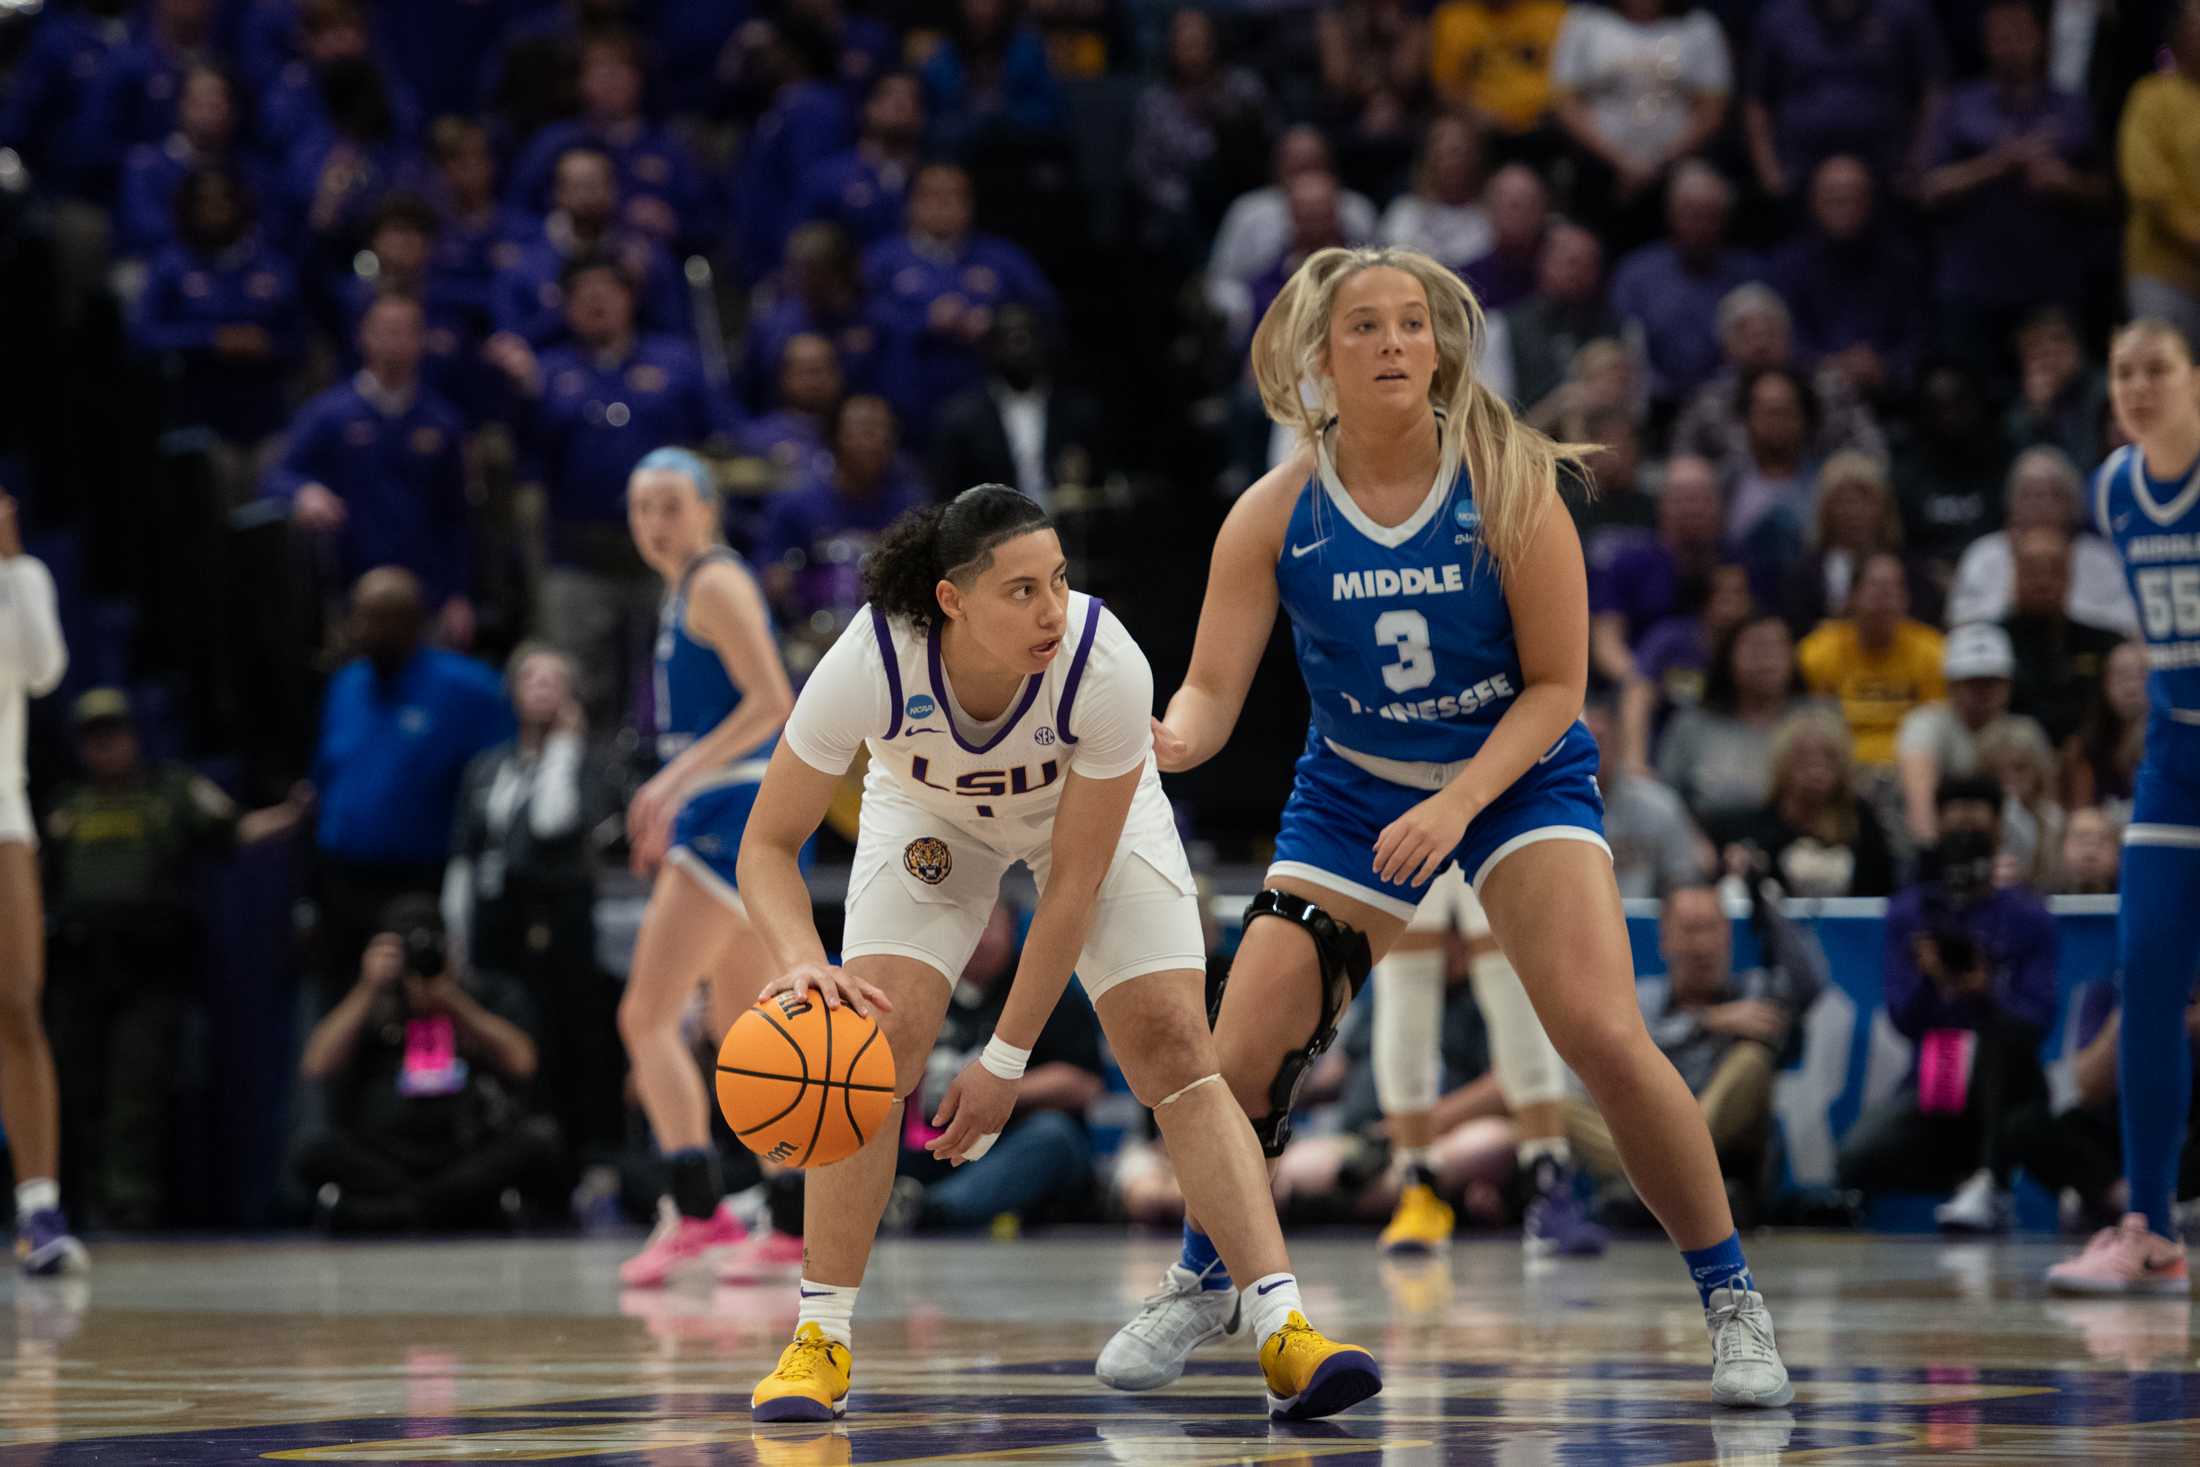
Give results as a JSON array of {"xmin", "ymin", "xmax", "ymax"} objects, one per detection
[{"xmin": 1248, "ymin": 245, "xmax": 1595, "ymax": 569}]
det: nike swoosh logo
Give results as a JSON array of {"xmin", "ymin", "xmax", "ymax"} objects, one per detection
[
  {"xmin": 2115, "ymin": 514, "xmax": 2133, "ymax": 531},
  {"xmin": 903, "ymin": 727, "xmax": 941, "ymax": 736},
  {"xmin": 1255, "ymin": 1278, "xmax": 1292, "ymax": 1296},
  {"xmin": 799, "ymin": 1288, "xmax": 832, "ymax": 1298},
  {"xmin": 1289, "ymin": 539, "xmax": 1329, "ymax": 559}
]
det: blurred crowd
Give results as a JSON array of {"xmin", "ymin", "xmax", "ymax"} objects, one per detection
[{"xmin": 2, "ymin": 0, "xmax": 2198, "ymax": 1237}]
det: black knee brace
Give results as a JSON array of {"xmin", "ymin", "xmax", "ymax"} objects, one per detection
[{"xmin": 1214, "ymin": 889, "xmax": 1372, "ymax": 1157}]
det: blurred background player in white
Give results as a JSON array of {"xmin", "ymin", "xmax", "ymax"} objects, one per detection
[
  {"xmin": 736, "ymin": 486, "xmax": 1381, "ymax": 1424},
  {"xmin": 1371, "ymin": 865, "xmax": 1607, "ymax": 1258},
  {"xmin": 615, "ymin": 449, "xmax": 802, "ymax": 1287},
  {"xmin": 0, "ymin": 487, "xmax": 82, "ymax": 1276},
  {"xmin": 2048, "ymin": 319, "xmax": 2200, "ymax": 1294},
  {"xmin": 1101, "ymin": 247, "xmax": 1789, "ymax": 1408}
]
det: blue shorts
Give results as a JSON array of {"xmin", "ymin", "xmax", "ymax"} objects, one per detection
[
  {"xmin": 667, "ymin": 777, "xmax": 764, "ymax": 911},
  {"xmin": 1267, "ymin": 724, "xmax": 1609, "ymax": 922},
  {"xmin": 2128, "ymin": 716, "xmax": 2200, "ymax": 843}
]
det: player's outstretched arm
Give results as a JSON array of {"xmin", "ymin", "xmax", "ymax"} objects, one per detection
[{"xmin": 1160, "ymin": 459, "xmax": 1299, "ymax": 770}]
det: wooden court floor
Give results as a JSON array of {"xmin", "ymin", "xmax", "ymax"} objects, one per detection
[{"xmin": 2, "ymin": 1233, "xmax": 2196, "ymax": 1464}]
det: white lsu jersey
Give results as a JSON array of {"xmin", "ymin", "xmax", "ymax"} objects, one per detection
[{"xmin": 781, "ymin": 592, "xmax": 1158, "ymax": 829}]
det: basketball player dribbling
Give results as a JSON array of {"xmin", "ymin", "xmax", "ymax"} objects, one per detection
[
  {"xmin": 1096, "ymin": 246, "xmax": 1791, "ymax": 1407},
  {"xmin": 734, "ymin": 484, "xmax": 1381, "ymax": 1424},
  {"xmin": 616, "ymin": 449, "xmax": 804, "ymax": 1287}
]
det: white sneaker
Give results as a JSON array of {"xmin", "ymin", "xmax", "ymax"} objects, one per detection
[
  {"xmin": 1934, "ymin": 1168, "xmax": 2010, "ymax": 1234},
  {"xmin": 1707, "ymin": 1284, "xmax": 1794, "ymax": 1408},
  {"xmin": 1094, "ymin": 1262, "xmax": 1241, "ymax": 1391}
]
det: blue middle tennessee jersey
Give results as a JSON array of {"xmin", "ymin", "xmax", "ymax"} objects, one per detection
[
  {"xmin": 655, "ymin": 547, "xmax": 771, "ymax": 761},
  {"xmin": 2095, "ymin": 444, "xmax": 2200, "ymax": 729},
  {"xmin": 1275, "ymin": 445, "xmax": 1531, "ymax": 766}
]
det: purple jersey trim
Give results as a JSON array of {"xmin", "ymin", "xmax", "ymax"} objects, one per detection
[
  {"xmin": 1056, "ymin": 597, "xmax": 1107, "ymax": 745},
  {"xmin": 873, "ymin": 606, "xmax": 904, "ymax": 741},
  {"xmin": 927, "ymin": 619, "xmax": 1044, "ymax": 754}
]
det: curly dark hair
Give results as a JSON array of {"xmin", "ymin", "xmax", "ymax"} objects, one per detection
[{"xmin": 861, "ymin": 484, "xmax": 1053, "ymax": 626}]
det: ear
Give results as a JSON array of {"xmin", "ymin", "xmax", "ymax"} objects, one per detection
[{"xmin": 934, "ymin": 577, "xmax": 963, "ymax": 624}]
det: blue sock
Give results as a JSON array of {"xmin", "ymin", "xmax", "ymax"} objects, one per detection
[
  {"xmin": 1681, "ymin": 1232, "xmax": 1755, "ymax": 1308},
  {"xmin": 1178, "ymin": 1223, "xmax": 1231, "ymax": 1290},
  {"xmin": 2116, "ymin": 843, "xmax": 2200, "ymax": 1239}
]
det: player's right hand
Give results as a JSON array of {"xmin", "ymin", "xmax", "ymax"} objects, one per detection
[
  {"xmin": 1150, "ymin": 716, "xmax": 1193, "ymax": 772},
  {"xmin": 761, "ymin": 962, "xmax": 895, "ymax": 1020},
  {"xmin": 360, "ymin": 934, "xmax": 404, "ymax": 990}
]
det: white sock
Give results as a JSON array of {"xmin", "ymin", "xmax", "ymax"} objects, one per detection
[
  {"xmin": 1244, "ymin": 1272, "xmax": 1304, "ymax": 1349},
  {"xmin": 15, "ymin": 1178, "xmax": 58, "ymax": 1217},
  {"xmin": 1517, "ymin": 1137, "xmax": 1570, "ymax": 1169},
  {"xmin": 796, "ymin": 1278, "xmax": 858, "ymax": 1348},
  {"xmin": 1395, "ymin": 1145, "xmax": 1434, "ymax": 1180}
]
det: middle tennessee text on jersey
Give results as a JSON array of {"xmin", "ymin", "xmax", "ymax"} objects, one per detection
[{"xmin": 1275, "ymin": 439, "xmax": 1542, "ymax": 766}]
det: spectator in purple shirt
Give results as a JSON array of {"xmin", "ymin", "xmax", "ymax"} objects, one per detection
[
  {"xmin": 731, "ymin": 17, "xmax": 856, "ymax": 285},
  {"xmin": 278, "ymin": 57, "xmax": 433, "ymax": 308},
  {"xmin": 132, "ymin": 165, "xmax": 306, "ymax": 454},
  {"xmin": 1592, "ymin": 454, "xmax": 1730, "ymax": 768},
  {"xmin": 0, "ymin": 0, "xmax": 139, "ymax": 200},
  {"xmin": 1742, "ymin": 0, "xmax": 1948, "ymax": 198},
  {"xmin": 741, "ymin": 223, "xmax": 882, "ymax": 414},
  {"xmin": 737, "ymin": 333, "xmax": 844, "ymax": 498},
  {"xmin": 258, "ymin": 1, "xmax": 422, "ymax": 176},
  {"xmin": 862, "ymin": 162, "xmax": 1060, "ymax": 439},
  {"xmin": 797, "ymin": 72, "xmax": 927, "ymax": 258},
  {"xmin": 493, "ymin": 147, "xmax": 686, "ymax": 349},
  {"xmin": 1609, "ymin": 162, "xmax": 1761, "ymax": 405},
  {"xmin": 1837, "ymin": 774, "xmax": 2057, "ymax": 1214},
  {"xmin": 267, "ymin": 293, "xmax": 476, "ymax": 647},
  {"xmin": 78, "ymin": 0, "xmax": 224, "ymax": 174},
  {"xmin": 504, "ymin": 30, "xmax": 711, "ymax": 251},
  {"xmin": 116, "ymin": 63, "xmax": 254, "ymax": 262},
  {"xmin": 424, "ymin": 118, "xmax": 533, "ymax": 332},
  {"xmin": 1919, "ymin": 0, "xmax": 2110, "ymax": 371},
  {"xmin": 757, "ymin": 395, "xmax": 929, "ymax": 623},
  {"xmin": 1768, "ymin": 155, "xmax": 1926, "ymax": 399},
  {"xmin": 1460, "ymin": 164, "xmax": 1550, "ymax": 312}
]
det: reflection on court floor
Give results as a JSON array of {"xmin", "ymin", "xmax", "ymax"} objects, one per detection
[{"xmin": 2, "ymin": 1235, "xmax": 2194, "ymax": 1464}]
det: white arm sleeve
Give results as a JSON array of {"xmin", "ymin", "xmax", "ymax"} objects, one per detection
[
  {"xmin": 1064, "ymin": 614, "xmax": 1155, "ymax": 781},
  {"xmin": 780, "ymin": 610, "xmax": 892, "ymax": 775},
  {"xmin": 0, "ymin": 556, "xmax": 68, "ymax": 697}
]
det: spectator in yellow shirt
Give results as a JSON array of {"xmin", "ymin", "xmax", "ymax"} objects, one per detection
[
  {"xmin": 2117, "ymin": 1, "xmax": 2200, "ymax": 351},
  {"xmin": 1797, "ymin": 550, "xmax": 1947, "ymax": 768},
  {"xmin": 1430, "ymin": 0, "xmax": 1569, "ymax": 146}
]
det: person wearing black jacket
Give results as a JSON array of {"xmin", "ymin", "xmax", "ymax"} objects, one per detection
[
  {"xmin": 444, "ymin": 645, "xmax": 618, "ymax": 1175},
  {"xmin": 927, "ymin": 304, "xmax": 1108, "ymax": 512}
]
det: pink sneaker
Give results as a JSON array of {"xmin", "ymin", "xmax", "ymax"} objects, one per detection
[
  {"xmin": 718, "ymin": 1227, "xmax": 806, "ymax": 1283},
  {"xmin": 2046, "ymin": 1214, "xmax": 2190, "ymax": 1296},
  {"xmin": 619, "ymin": 1202, "xmax": 746, "ymax": 1287}
]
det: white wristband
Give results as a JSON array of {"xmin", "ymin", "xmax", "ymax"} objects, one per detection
[{"xmin": 978, "ymin": 1035, "xmax": 1031, "ymax": 1081}]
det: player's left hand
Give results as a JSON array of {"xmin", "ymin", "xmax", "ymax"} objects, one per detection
[
  {"xmin": 1373, "ymin": 787, "xmax": 1478, "ymax": 888},
  {"xmin": 926, "ymin": 1059, "xmax": 1017, "ymax": 1166}
]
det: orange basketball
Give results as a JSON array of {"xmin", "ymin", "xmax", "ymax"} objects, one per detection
[{"xmin": 716, "ymin": 990, "xmax": 896, "ymax": 1169}]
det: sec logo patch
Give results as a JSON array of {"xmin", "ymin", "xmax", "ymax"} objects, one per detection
[{"xmin": 903, "ymin": 837, "xmax": 952, "ymax": 886}]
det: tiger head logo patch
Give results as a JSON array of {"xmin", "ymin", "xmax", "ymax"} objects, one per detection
[{"xmin": 903, "ymin": 836, "xmax": 952, "ymax": 886}]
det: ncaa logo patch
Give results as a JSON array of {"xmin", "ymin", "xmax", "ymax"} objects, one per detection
[
  {"xmin": 1034, "ymin": 726, "xmax": 1056, "ymax": 746},
  {"xmin": 905, "ymin": 694, "xmax": 937, "ymax": 720},
  {"xmin": 1454, "ymin": 502, "xmax": 1480, "ymax": 532},
  {"xmin": 903, "ymin": 837, "xmax": 952, "ymax": 886}
]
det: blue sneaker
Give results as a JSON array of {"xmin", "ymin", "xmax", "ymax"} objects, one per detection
[
  {"xmin": 1524, "ymin": 1167, "xmax": 1608, "ymax": 1259},
  {"xmin": 17, "ymin": 1208, "xmax": 89, "ymax": 1277}
]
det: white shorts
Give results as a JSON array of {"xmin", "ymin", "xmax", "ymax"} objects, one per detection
[
  {"xmin": 0, "ymin": 785, "xmax": 33, "ymax": 849},
  {"xmin": 1403, "ymin": 864, "xmax": 1490, "ymax": 938},
  {"xmin": 840, "ymin": 776, "xmax": 1207, "ymax": 1003}
]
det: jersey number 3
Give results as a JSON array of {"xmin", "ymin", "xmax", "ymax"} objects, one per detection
[
  {"xmin": 2137, "ymin": 567, "xmax": 2200, "ymax": 640},
  {"xmin": 1375, "ymin": 610, "xmax": 1436, "ymax": 693}
]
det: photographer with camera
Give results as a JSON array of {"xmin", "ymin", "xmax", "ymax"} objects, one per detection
[
  {"xmin": 294, "ymin": 896, "xmax": 564, "ymax": 1231},
  {"xmin": 1835, "ymin": 774, "xmax": 2058, "ymax": 1231}
]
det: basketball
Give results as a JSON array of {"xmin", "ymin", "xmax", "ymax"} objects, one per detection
[{"xmin": 716, "ymin": 990, "xmax": 897, "ymax": 1169}]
